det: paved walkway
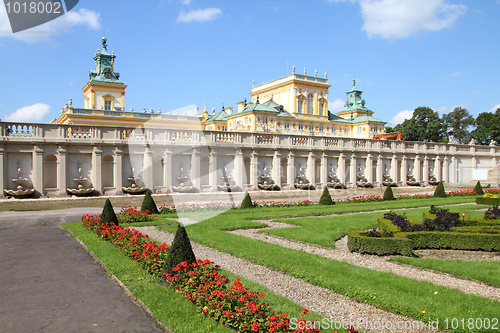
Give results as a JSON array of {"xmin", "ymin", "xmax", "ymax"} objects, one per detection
[{"xmin": 0, "ymin": 208, "xmax": 163, "ymax": 333}]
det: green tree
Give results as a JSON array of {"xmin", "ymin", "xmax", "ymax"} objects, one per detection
[
  {"xmin": 101, "ymin": 198, "xmax": 119, "ymax": 226},
  {"xmin": 442, "ymin": 107, "xmax": 475, "ymax": 144},
  {"xmin": 433, "ymin": 181, "xmax": 447, "ymax": 198},
  {"xmin": 319, "ymin": 186, "xmax": 334, "ymax": 205},
  {"xmin": 164, "ymin": 224, "xmax": 196, "ymax": 274},
  {"xmin": 140, "ymin": 191, "xmax": 159, "ymax": 214},
  {"xmin": 382, "ymin": 184, "xmax": 396, "ymax": 201},
  {"xmin": 240, "ymin": 191, "xmax": 255, "ymax": 209},
  {"xmin": 394, "ymin": 107, "xmax": 444, "ymax": 142},
  {"xmin": 472, "ymin": 109, "xmax": 500, "ymax": 145}
]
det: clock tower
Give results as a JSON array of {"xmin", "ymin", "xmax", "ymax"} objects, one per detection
[{"xmin": 82, "ymin": 37, "xmax": 127, "ymax": 111}]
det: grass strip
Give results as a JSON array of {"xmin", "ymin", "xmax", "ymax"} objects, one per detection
[
  {"xmin": 63, "ymin": 222, "xmax": 234, "ymax": 333},
  {"xmin": 157, "ymin": 207, "xmax": 500, "ymax": 333},
  {"xmin": 389, "ymin": 257, "xmax": 500, "ymax": 287}
]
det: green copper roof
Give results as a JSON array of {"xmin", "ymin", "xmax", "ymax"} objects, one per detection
[
  {"xmin": 206, "ymin": 108, "xmax": 229, "ymax": 121},
  {"xmin": 339, "ymin": 78, "xmax": 371, "ymax": 113},
  {"xmin": 89, "ymin": 37, "xmax": 125, "ymax": 85}
]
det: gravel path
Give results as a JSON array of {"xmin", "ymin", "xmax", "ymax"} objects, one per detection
[
  {"xmin": 228, "ymin": 221, "xmax": 500, "ymax": 302},
  {"xmin": 135, "ymin": 226, "xmax": 436, "ymax": 333}
]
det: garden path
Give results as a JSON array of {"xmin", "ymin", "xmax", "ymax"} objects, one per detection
[
  {"xmin": 136, "ymin": 226, "xmax": 436, "ymax": 333},
  {"xmin": 228, "ymin": 221, "xmax": 500, "ymax": 301}
]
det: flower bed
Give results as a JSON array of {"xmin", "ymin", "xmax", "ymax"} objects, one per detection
[
  {"xmin": 476, "ymin": 193, "xmax": 500, "ymax": 205},
  {"xmin": 348, "ymin": 206, "xmax": 500, "ymax": 256},
  {"xmin": 117, "ymin": 205, "xmax": 156, "ymax": 223},
  {"xmin": 81, "ymin": 214, "xmax": 169, "ymax": 276},
  {"xmin": 82, "ymin": 213, "xmax": 344, "ymax": 333}
]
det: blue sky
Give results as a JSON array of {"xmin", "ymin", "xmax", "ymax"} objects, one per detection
[{"xmin": 1, "ymin": 0, "xmax": 499, "ymax": 127}]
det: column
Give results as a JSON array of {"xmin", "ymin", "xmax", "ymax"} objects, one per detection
[
  {"xmin": 376, "ymin": 154, "xmax": 383, "ymax": 186},
  {"xmin": 414, "ymin": 155, "xmax": 421, "ymax": 183},
  {"xmin": 234, "ymin": 149, "xmax": 244, "ymax": 189},
  {"xmin": 401, "ymin": 155, "xmax": 407, "ymax": 185},
  {"xmin": 272, "ymin": 150, "xmax": 281, "ymax": 188},
  {"xmin": 249, "ymin": 150, "xmax": 258, "ymax": 190},
  {"xmin": 191, "ymin": 148, "xmax": 201, "ymax": 190},
  {"xmin": 91, "ymin": 146, "xmax": 102, "ymax": 194},
  {"xmin": 287, "ymin": 151, "xmax": 295, "ymax": 189},
  {"xmin": 143, "ymin": 148, "xmax": 154, "ymax": 190},
  {"xmin": 114, "ymin": 148, "xmax": 123, "ymax": 194},
  {"xmin": 350, "ymin": 153, "xmax": 356, "ymax": 186},
  {"xmin": 423, "ymin": 155, "xmax": 429, "ymax": 186},
  {"xmin": 33, "ymin": 145, "xmax": 44, "ymax": 194},
  {"xmin": 307, "ymin": 151, "xmax": 315, "ymax": 186},
  {"xmin": 321, "ymin": 152, "xmax": 328, "ymax": 188},
  {"xmin": 338, "ymin": 152, "xmax": 346, "ymax": 184},
  {"xmin": 209, "ymin": 149, "xmax": 219, "ymax": 191},
  {"xmin": 365, "ymin": 154, "xmax": 373, "ymax": 184},
  {"xmin": 57, "ymin": 146, "xmax": 67, "ymax": 196},
  {"xmin": 451, "ymin": 156, "xmax": 457, "ymax": 184},
  {"xmin": 444, "ymin": 156, "xmax": 450, "ymax": 184},
  {"xmin": 391, "ymin": 154, "xmax": 397, "ymax": 182},
  {"xmin": 435, "ymin": 156, "xmax": 441, "ymax": 182},
  {"xmin": 0, "ymin": 147, "xmax": 5, "ymax": 197},
  {"xmin": 491, "ymin": 146, "xmax": 497, "ymax": 168},
  {"xmin": 164, "ymin": 148, "xmax": 173, "ymax": 192}
]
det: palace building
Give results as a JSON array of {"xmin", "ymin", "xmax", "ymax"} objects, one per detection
[{"xmin": 1, "ymin": 38, "xmax": 497, "ymax": 198}]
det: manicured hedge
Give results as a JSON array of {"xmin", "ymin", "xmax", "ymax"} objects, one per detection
[
  {"xmin": 377, "ymin": 218, "xmax": 401, "ymax": 233},
  {"xmin": 347, "ymin": 230, "xmax": 413, "ymax": 256},
  {"xmin": 476, "ymin": 197, "xmax": 500, "ymax": 205},
  {"xmin": 422, "ymin": 212, "xmax": 470, "ymax": 223},
  {"xmin": 405, "ymin": 231, "xmax": 500, "ymax": 252}
]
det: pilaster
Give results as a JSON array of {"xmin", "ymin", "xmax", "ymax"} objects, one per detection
[
  {"xmin": 350, "ymin": 153, "xmax": 357, "ymax": 186},
  {"xmin": 338, "ymin": 153, "xmax": 346, "ymax": 184},
  {"xmin": 272, "ymin": 150, "xmax": 281, "ymax": 188},
  {"xmin": 91, "ymin": 146, "xmax": 102, "ymax": 194},
  {"xmin": 210, "ymin": 150, "xmax": 219, "ymax": 191},
  {"xmin": 57, "ymin": 146, "xmax": 67, "ymax": 196},
  {"xmin": 234, "ymin": 149, "xmax": 244, "ymax": 189},
  {"xmin": 321, "ymin": 152, "xmax": 328, "ymax": 187},
  {"xmin": 191, "ymin": 148, "xmax": 201, "ymax": 190},
  {"xmin": 366, "ymin": 153, "xmax": 373, "ymax": 183},
  {"xmin": 307, "ymin": 151, "xmax": 315, "ymax": 186},
  {"xmin": 423, "ymin": 155, "xmax": 429, "ymax": 186},
  {"xmin": 163, "ymin": 149, "xmax": 173, "ymax": 192},
  {"xmin": 33, "ymin": 145, "xmax": 44, "ymax": 194},
  {"xmin": 287, "ymin": 151, "xmax": 295, "ymax": 189},
  {"xmin": 249, "ymin": 150, "xmax": 259, "ymax": 190},
  {"xmin": 114, "ymin": 148, "xmax": 123, "ymax": 194},
  {"xmin": 143, "ymin": 148, "xmax": 154, "ymax": 190}
]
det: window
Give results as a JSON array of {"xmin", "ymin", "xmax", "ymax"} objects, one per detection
[
  {"xmin": 285, "ymin": 122, "xmax": 290, "ymax": 129},
  {"xmin": 344, "ymin": 127, "xmax": 349, "ymax": 134},
  {"xmin": 298, "ymin": 101, "xmax": 303, "ymax": 113},
  {"xmin": 104, "ymin": 100, "xmax": 111, "ymax": 111},
  {"xmin": 308, "ymin": 94, "xmax": 314, "ymax": 114},
  {"xmin": 298, "ymin": 124, "xmax": 304, "ymax": 131},
  {"xmin": 357, "ymin": 127, "xmax": 362, "ymax": 133},
  {"xmin": 309, "ymin": 125, "xmax": 314, "ymax": 132},
  {"xmin": 319, "ymin": 126, "xmax": 324, "ymax": 132},
  {"xmin": 263, "ymin": 117, "xmax": 268, "ymax": 124},
  {"xmin": 319, "ymin": 103, "xmax": 323, "ymax": 115},
  {"xmin": 245, "ymin": 117, "xmax": 248, "ymax": 125},
  {"xmin": 332, "ymin": 126, "xmax": 336, "ymax": 133}
]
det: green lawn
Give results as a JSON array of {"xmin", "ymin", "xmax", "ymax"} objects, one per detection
[
  {"xmin": 389, "ymin": 257, "xmax": 500, "ymax": 286},
  {"xmin": 156, "ymin": 199, "xmax": 499, "ymax": 332}
]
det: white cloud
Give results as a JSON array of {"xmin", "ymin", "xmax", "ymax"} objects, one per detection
[
  {"xmin": 436, "ymin": 104, "xmax": 468, "ymax": 115},
  {"xmin": 448, "ymin": 71, "xmax": 464, "ymax": 78},
  {"xmin": 0, "ymin": 7, "xmax": 101, "ymax": 43},
  {"xmin": 5, "ymin": 103, "xmax": 51, "ymax": 122},
  {"xmin": 328, "ymin": 98, "xmax": 345, "ymax": 113},
  {"xmin": 177, "ymin": 8, "xmax": 222, "ymax": 23},
  {"xmin": 388, "ymin": 109, "xmax": 413, "ymax": 125},
  {"xmin": 489, "ymin": 104, "xmax": 500, "ymax": 113},
  {"xmin": 329, "ymin": 0, "xmax": 467, "ymax": 39}
]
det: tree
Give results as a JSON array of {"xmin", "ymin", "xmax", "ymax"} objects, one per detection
[
  {"xmin": 164, "ymin": 224, "xmax": 196, "ymax": 274},
  {"xmin": 394, "ymin": 107, "xmax": 445, "ymax": 142},
  {"xmin": 473, "ymin": 181, "xmax": 484, "ymax": 195},
  {"xmin": 382, "ymin": 184, "xmax": 396, "ymax": 201},
  {"xmin": 140, "ymin": 191, "xmax": 159, "ymax": 214},
  {"xmin": 240, "ymin": 191, "xmax": 255, "ymax": 209},
  {"xmin": 101, "ymin": 198, "xmax": 119, "ymax": 225},
  {"xmin": 442, "ymin": 107, "xmax": 475, "ymax": 144},
  {"xmin": 319, "ymin": 186, "xmax": 334, "ymax": 205},
  {"xmin": 433, "ymin": 181, "xmax": 447, "ymax": 198},
  {"xmin": 472, "ymin": 109, "xmax": 500, "ymax": 145}
]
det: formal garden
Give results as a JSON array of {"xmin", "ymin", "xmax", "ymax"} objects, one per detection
[{"xmin": 63, "ymin": 182, "xmax": 500, "ymax": 333}]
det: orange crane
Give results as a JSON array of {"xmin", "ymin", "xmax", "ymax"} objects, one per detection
[{"xmin": 373, "ymin": 131, "xmax": 402, "ymax": 140}]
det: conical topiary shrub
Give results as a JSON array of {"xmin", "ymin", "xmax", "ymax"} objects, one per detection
[
  {"xmin": 101, "ymin": 198, "xmax": 119, "ymax": 226},
  {"xmin": 474, "ymin": 181, "xmax": 484, "ymax": 195},
  {"xmin": 240, "ymin": 191, "xmax": 255, "ymax": 209},
  {"xmin": 140, "ymin": 191, "xmax": 159, "ymax": 214},
  {"xmin": 382, "ymin": 184, "xmax": 396, "ymax": 201},
  {"xmin": 164, "ymin": 224, "xmax": 196, "ymax": 274},
  {"xmin": 433, "ymin": 181, "xmax": 447, "ymax": 197},
  {"xmin": 319, "ymin": 186, "xmax": 334, "ymax": 205}
]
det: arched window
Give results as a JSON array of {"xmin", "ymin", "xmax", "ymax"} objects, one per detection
[
  {"xmin": 298, "ymin": 100, "xmax": 303, "ymax": 113},
  {"xmin": 308, "ymin": 94, "xmax": 314, "ymax": 114}
]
